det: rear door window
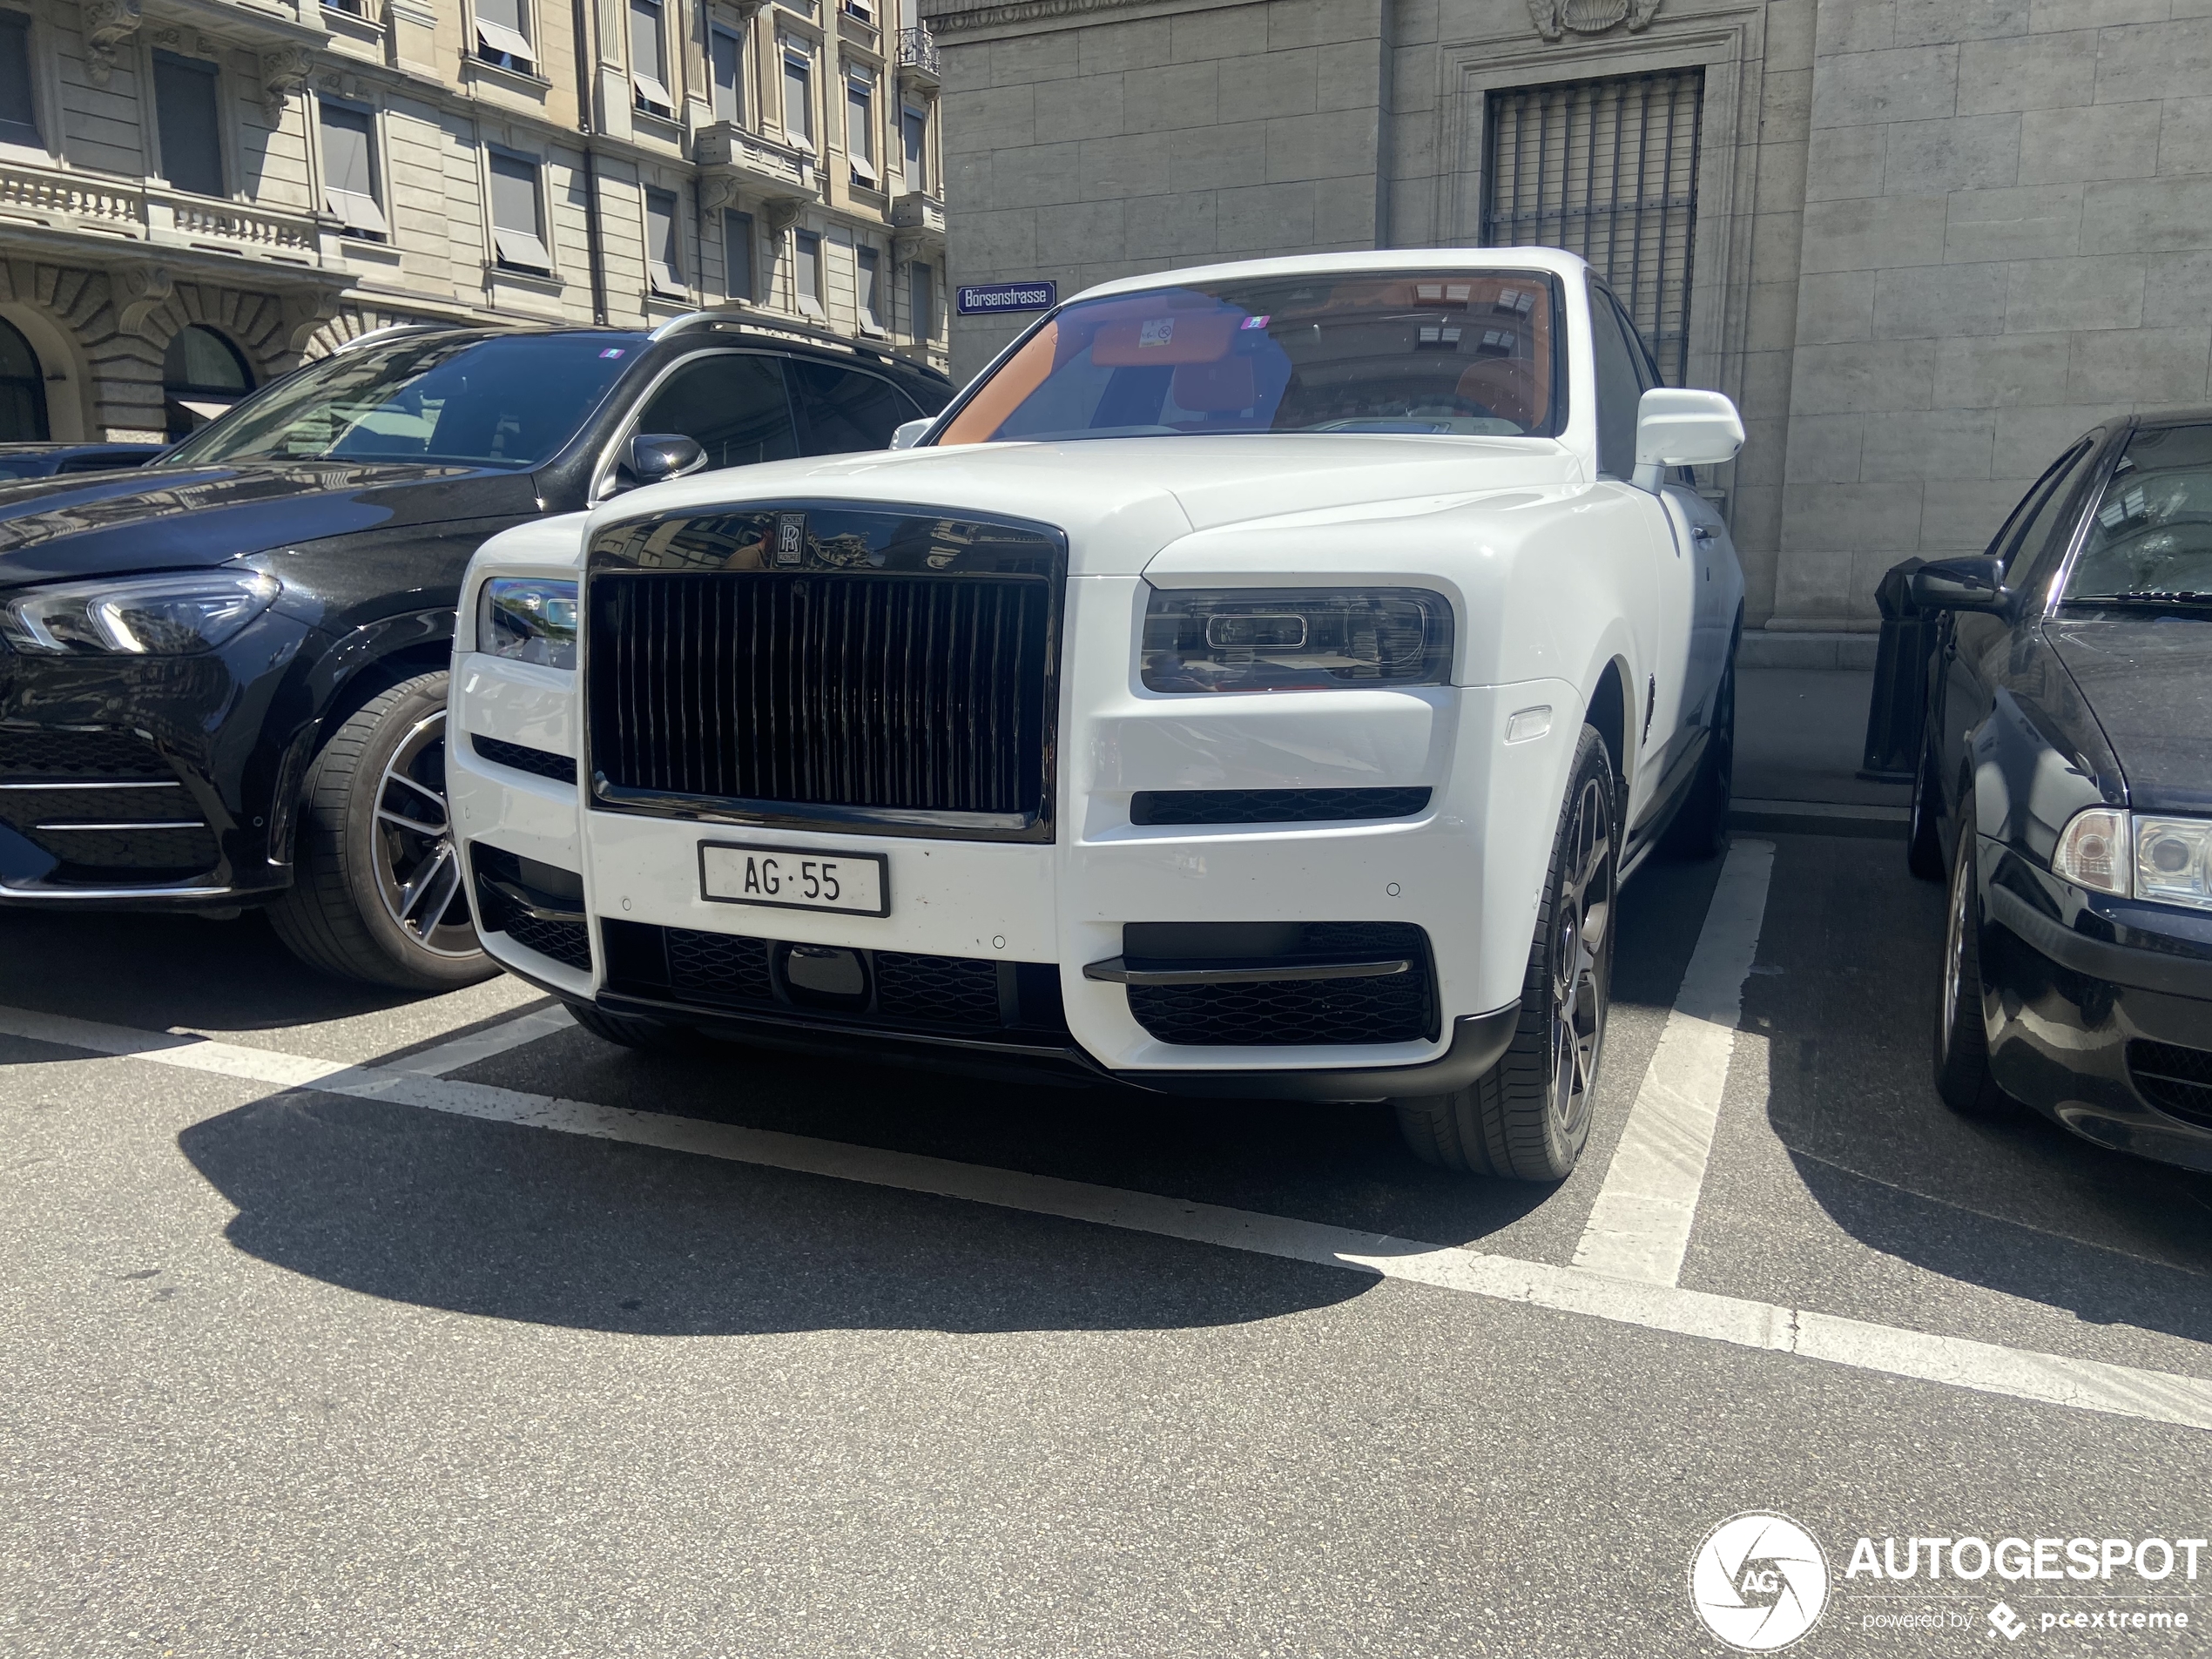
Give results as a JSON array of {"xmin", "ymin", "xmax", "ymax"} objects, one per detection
[
  {"xmin": 632, "ymin": 352, "xmax": 798, "ymax": 472},
  {"xmin": 788, "ymin": 361, "xmax": 922, "ymax": 455}
]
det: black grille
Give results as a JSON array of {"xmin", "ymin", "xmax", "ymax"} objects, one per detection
[
  {"xmin": 0, "ymin": 726, "xmax": 172, "ymax": 780},
  {"xmin": 1123, "ymin": 922, "xmax": 1436, "ymax": 1047},
  {"xmin": 1132, "ymin": 787, "xmax": 1432, "ymax": 826},
  {"xmin": 14, "ymin": 824, "xmax": 219, "ymax": 873},
  {"xmin": 598, "ymin": 918, "xmax": 1068, "ymax": 1042},
  {"xmin": 472, "ymin": 733, "xmax": 577, "ymax": 784},
  {"xmin": 590, "ymin": 570, "xmax": 1053, "ymax": 826},
  {"xmin": 2130, "ymin": 1040, "xmax": 2212, "ymax": 1129},
  {"xmin": 503, "ymin": 913, "xmax": 591, "ymax": 970},
  {"xmin": 471, "ymin": 844, "xmax": 590, "ymax": 970}
]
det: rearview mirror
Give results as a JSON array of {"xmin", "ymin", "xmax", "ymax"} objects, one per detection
[
  {"xmin": 889, "ymin": 417, "xmax": 932, "ymax": 451},
  {"xmin": 1632, "ymin": 388, "xmax": 1743, "ymax": 491},
  {"xmin": 624, "ymin": 432, "xmax": 707, "ymax": 489},
  {"xmin": 1909, "ymin": 555, "xmax": 2011, "ymax": 615}
]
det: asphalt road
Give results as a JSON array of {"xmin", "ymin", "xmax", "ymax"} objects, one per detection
[{"xmin": 2, "ymin": 831, "xmax": 2209, "ymax": 1658}]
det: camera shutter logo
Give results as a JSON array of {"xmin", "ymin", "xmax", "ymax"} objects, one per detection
[{"xmin": 1689, "ymin": 1513, "xmax": 1830, "ymax": 1651}]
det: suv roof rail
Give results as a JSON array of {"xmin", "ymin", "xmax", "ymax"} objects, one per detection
[
  {"xmin": 326, "ymin": 322, "xmax": 454, "ymax": 356},
  {"xmin": 646, "ymin": 307, "xmax": 948, "ymax": 381}
]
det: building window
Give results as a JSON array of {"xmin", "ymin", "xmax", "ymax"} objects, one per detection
[
  {"xmin": 792, "ymin": 228, "xmax": 822, "ymax": 314},
  {"xmin": 318, "ymin": 103, "xmax": 387, "ymax": 239},
  {"xmin": 1482, "ymin": 68, "xmax": 1704, "ymax": 385},
  {"xmin": 856, "ymin": 245, "xmax": 882, "ymax": 334},
  {"xmin": 630, "ymin": 0, "xmax": 671, "ymax": 117},
  {"xmin": 901, "ymin": 104, "xmax": 927, "ymax": 194},
  {"xmin": 710, "ymin": 26, "xmax": 743, "ymax": 125},
  {"xmin": 908, "ymin": 260, "xmax": 932, "ymax": 343},
  {"xmin": 0, "ymin": 315, "xmax": 48, "ymax": 442},
  {"xmin": 781, "ymin": 46, "xmax": 811, "ymax": 147},
  {"xmin": 489, "ymin": 151, "xmax": 552, "ymax": 273},
  {"xmin": 152, "ymin": 51, "xmax": 224, "ymax": 198},
  {"xmin": 0, "ymin": 10, "xmax": 39, "ymax": 149},
  {"xmin": 473, "ymin": 0, "xmax": 534, "ymax": 72},
  {"xmin": 724, "ymin": 208, "xmax": 754, "ymax": 301},
  {"xmin": 162, "ymin": 325, "xmax": 252, "ymax": 440},
  {"xmin": 644, "ymin": 186, "xmax": 684, "ymax": 297},
  {"xmin": 845, "ymin": 72, "xmax": 874, "ymax": 187}
]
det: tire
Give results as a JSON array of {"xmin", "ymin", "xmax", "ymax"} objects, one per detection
[
  {"xmin": 1906, "ymin": 739, "xmax": 1946, "ymax": 881},
  {"xmin": 1932, "ymin": 825, "xmax": 2015, "ymax": 1117},
  {"xmin": 1394, "ymin": 724, "xmax": 1617, "ymax": 1181},
  {"xmin": 268, "ymin": 671, "xmax": 495, "ymax": 991},
  {"xmin": 1663, "ymin": 657, "xmax": 1734, "ymax": 860},
  {"xmin": 567, "ymin": 1001, "xmax": 698, "ymax": 1053}
]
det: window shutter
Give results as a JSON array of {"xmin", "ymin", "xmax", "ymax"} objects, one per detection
[
  {"xmin": 489, "ymin": 152, "xmax": 550, "ymax": 270},
  {"xmin": 152, "ymin": 53, "xmax": 224, "ymax": 198},
  {"xmin": 0, "ymin": 12, "xmax": 38, "ymax": 146},
  {"xmin": 724, "ymin": 210, "xmax": 754, "ymax": 301},
  {"xmin": 474, "ymin": 0, "xmax": 533, "ymax": 64},
  {"xmin": 318, "ymin": 105, "xmax": 387, "ymax": 234},
  {"xmin": 845, "ymin": 78, "xmax": 873, "ymax": 179},
  {"xmin": 710, "ymin": 30, "xmax": 740, "ymax": 125},
  {"xmin": 630, "ymin": 0, "xmax": 671, "ymax": 111},
  {"xmin": 782, "ymin": 52, "xmax": 810, "ymax": 145},
  {"xmin": 645, "ymin": 187, "xmax": 683, "ymax": 296}
]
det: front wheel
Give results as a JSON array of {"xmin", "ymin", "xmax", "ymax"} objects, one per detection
[
  {"xmin": 1932, "ymin": 826, "xmax": 2015, "ymax": 1117},
  {"xmin": 1394, "ymin": 725, "xmax": 1617, "ymax": 1181}
]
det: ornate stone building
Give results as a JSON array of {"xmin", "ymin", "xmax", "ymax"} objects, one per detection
[
  {"xmin": 0, "ymin": 0, "xmax": 950, "ymax": 444},
  {"xmin": 921, "ymin": 0, "xmax": 2212, "ymax": 645}
]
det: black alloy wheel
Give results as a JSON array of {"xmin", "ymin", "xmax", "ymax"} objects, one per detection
[
  {"xmin": 1395, "ymin": 725, "xmax": 1617, "ymax": 1180},
  {"xmin": 1932, "ymin": 824, "xmax": 2014, "ymax": 1117}
]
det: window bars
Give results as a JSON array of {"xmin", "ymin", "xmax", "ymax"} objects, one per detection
[{"xmin": 1481, "ymin": 68, "xmax": 1703, "ymax": 385}]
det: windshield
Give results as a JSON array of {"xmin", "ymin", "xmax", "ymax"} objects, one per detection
[
  {"xmin": 2064, "ymin": 423, "xmax": 2212, "ymax": 602},
  {"xmin": 0, "ymin": 456, "xmax": 52, "ymax": 480},
  {"xmin": 937, "ymin": 271, "xmax": 1561, "ymax": 445},
  {"xmin": 158, "ymin": 333, "xmax": 646, "ymax": 471}
]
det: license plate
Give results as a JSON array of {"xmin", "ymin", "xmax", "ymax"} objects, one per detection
[{"xmin": 698, "ymin": 841, "xmax": 888, "ymax": 916}]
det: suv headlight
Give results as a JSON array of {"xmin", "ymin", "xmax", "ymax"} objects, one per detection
[
  {"xmin": 0, "ymin": 570, "xmax": 280, "ymax": 654},
  {"xmin": 478, "ymin": 577, "xmax": 577, "ymax": 671},
  {"xmin": 1141, "ymin": 586, "xmax": 1453, "ymax": 693},
  {"xmin": 2054, "ymin": 807, "xmax": 2212, "ymax": 913}
]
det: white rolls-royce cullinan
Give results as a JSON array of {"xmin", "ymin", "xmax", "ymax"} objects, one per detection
[{"xmin": 447, "ymin": 248, "xmax": 1746, "ymax": 1181}]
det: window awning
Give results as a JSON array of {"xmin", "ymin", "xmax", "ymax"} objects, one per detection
[{"xmin": 475, "ymin": 17, "xmax": 533, "ymax": 62}]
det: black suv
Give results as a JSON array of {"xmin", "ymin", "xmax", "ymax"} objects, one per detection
[{"xmin": 0, "ymin": 316, "xmax": 951, "ymax": 988}]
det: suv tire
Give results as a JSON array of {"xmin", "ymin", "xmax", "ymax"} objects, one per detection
[
  {"xmin": 269, "ymin": 671, "xmax": 495, "ymax": 991},
  {"xmin": 1394, "ymin": 725, "xmax": 1617, "ymax": 1181},
  {"xmin": 1932, "ymin": 825, "xmax": 2015, "ymax": 1117}
]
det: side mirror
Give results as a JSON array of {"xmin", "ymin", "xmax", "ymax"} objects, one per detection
[
  {"xmin": 1632, "ymin": 388, "xmax": 1743, "ymax": 491},
  {"xmin": 1909, "ymin": 555, "xmax": 2011, "ymax": 615},
  {"xmin": 888, "ymin": 417, "xmax": 932, "ymax": 451},
  {"xmin": 624, "ymin": 432, "xmax": 707, "ymax": 489}
]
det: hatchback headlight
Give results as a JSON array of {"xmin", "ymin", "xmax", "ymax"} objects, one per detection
[
  {"xmin": 2054, "ymin": 807, "xmax": 2212, "ymax": 912},
  {"xmin": 478, "ymin": 577, "xmax": 577, "ymax": 671},
  {"xmin": 1141, "ymin": 586, "xmax": 1453, "ymax": 693},
  {"xmin": 0, "ymin": 570, "xmax": 280, "ymax": 654}
]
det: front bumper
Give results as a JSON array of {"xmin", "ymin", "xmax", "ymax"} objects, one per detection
[
  {"xmin": 1979, "ymin": 846, "xmax": 2212, "ymax": 1173},
  {"xmin": 0, "ymin": 613, "xmax": 315, "ymax": 907}
]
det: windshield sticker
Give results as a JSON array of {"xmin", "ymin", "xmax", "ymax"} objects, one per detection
[
  {"xmin": 1138, "ymin": 318, "xmax": 1176, "ymax": 348},
  {"xmin": 598, "ymin": 347, "xmax": 626, "ymax": 358},
  {"xmin": 1240, "ymin": 314, "xmax": 1271, "ymax": 330}
]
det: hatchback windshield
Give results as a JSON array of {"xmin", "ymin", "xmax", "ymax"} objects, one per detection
[
  {"xmin": 2065, "ymin": 423, "xmax": 2212, "ymax": 602},
  {"xmin": 938, "ymin": 272, "xmax": 1561, "ymax": 445},
  {"xmin": 157, "ymin": 333, "xmax": 646, "ymax": 471}
]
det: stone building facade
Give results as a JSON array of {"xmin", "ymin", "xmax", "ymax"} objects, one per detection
[
  {"xmin": 0, "ymin": 0, "xmax": 950, "ymax": 445},
  {"xmin": 920, "ymin": 0, "xmax": 2212, "ymax": 640}
]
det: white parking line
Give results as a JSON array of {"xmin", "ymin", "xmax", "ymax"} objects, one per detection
[
  {"xmin": 382, "ymin": 1003, "xmax": 576, "ymax": 1077},
  {"xmin": 1, "ymin": 999, "xmax": 2208, "ymax": 1434},
  {"xmin": 1574, "ymin": 838, "xmax": 1775, "ymax": 1286}
]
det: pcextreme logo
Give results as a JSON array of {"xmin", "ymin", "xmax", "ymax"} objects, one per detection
[{"xmin": 1690, "ymin": 1512, "xmax": 1831, "ymax": 1651}]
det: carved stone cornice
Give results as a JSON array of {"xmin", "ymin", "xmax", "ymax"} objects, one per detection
[
  {"xmin": 81, "ymin": 0, "xmax": 143, "ymax": 87},
  {"xmin": 260, "ymin": 45, "xmax": 314, "ymax": 116}
]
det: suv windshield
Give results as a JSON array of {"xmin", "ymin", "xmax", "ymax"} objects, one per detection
[
  {"xmin": 157, "ymin": 332, "xmax": 647, "ymax": 471},
  {"xmin": 2065, "ymin": 423, "xmax": 2212, "ymax": 603},
  {"xmin": 937, "ymin": 271, "xmax": 1561, "ymax": 445}
]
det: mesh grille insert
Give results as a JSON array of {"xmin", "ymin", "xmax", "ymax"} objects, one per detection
[
  {"xmin": 1131, "ymin": 787, "xmax": 1432, "ymax": 826},
  {"xmin": 876, "ymin": 951, "xmax": 1001, "ymax": 1028},
  {"xmin": 472, "ymin": 733, "xmax": 578, "ymax": 784},
  {"xmin": 1123, "ymin": 921, "xmax": 1436, "ymax": 1047},
  {"xmin": 2129, "ymin": 1039, "xmax": 2212, "ymax": 1130},
  {"xmin": 0, "ymin": 726, "xmax": 172, "ymax": 780}
]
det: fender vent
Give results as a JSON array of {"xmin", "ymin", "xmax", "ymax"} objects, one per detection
[{"xmin": 1131, "ymin": 788, "xmax": 1431, "ymax": 826}]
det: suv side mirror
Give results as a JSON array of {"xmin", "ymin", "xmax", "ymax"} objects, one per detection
[
  {"xmin": 623, "ymin": 432, "xmax": 708, "ymax": 489},
  {"xmin": 1909, "ymin": 555, "xmax": 2011, "ymax": 615},
  {"xmin": 1632, "ymin": 388, "xmax": 1743, "ymax": 491},
  {"xmin": 888, "ymin": 417, "xmax": 932, "ymax": 451}
]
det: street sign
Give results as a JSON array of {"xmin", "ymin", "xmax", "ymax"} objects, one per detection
[{"xmin": 956, "ymin": 280, "xmax": 1058, "ymax": 316}]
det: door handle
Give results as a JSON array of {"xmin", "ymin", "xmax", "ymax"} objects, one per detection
[{"xmin": 1691, "ymin": 524, "xmax": 1716, "ymax": 543}]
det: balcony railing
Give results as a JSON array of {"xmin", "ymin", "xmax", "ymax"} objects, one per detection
[
  {"xmin": 0, "ymin": 157, "xmax": 325, "ymax": 266},
  {"xmin": 896, "ymin": 25, "xmax": 938, "ymax": 76}
]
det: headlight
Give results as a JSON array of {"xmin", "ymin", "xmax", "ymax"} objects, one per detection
[
  {"xmin": 478, "ymin": 577, "xmax": 577, "ymax": 671},
  {"xmin": 1141, "ymin": 586, "xmax": 1453, "ymax": 693},
  {"xmin": 2054, "ymin": 807, "xmax": 2212, "ymax": 912},
  {"xmin": 0, "ymin": 570, "xmax": 280, "ymax": 654}
]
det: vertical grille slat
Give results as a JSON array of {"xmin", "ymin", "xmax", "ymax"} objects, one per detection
[{"xmin": 588, "ymin": 566, "xmax": 1054, "ymax": 825}]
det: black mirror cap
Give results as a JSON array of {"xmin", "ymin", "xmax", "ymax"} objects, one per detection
[
  {"xmin": 1909, "ymin": 554, "xmax": 2012, "ymax": 615},
  {"xmin": 627, "ymin": 433, "xmax": 708, "ymax": 486}
]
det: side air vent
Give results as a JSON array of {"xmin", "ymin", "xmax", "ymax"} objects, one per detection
[
  {"xmin": 472, "ymin": 733, "xmax": 578, "ymax": 785},
  {"xmin": 1131, "ymin": 787, "xmax": 1431, "ymax": 826}
]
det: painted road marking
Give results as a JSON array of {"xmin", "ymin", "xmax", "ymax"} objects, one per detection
[
  {"xmin": 1574, "ymin": 838, "xmax": 1776, "ymax": 1286},
  {"xmin": 384, "ymin": 1002, "xmax": 576, "ymax": 1077},
  {"xmin": 1, "ymin": 1000, "xmax": 2208, "ymax": 1434}
]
